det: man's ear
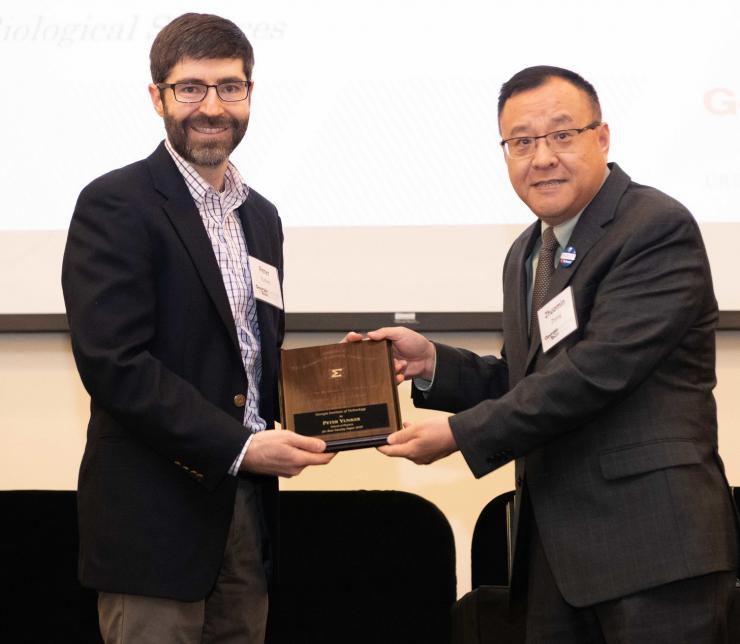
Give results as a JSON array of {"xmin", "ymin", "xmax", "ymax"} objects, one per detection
[
  {"xmin": 148, "ymin": 83, "xmax": 165, "ymax": 118},
  {"xmin": 598, "ymin": 122, "xmax": 610, "ymax": 158}
]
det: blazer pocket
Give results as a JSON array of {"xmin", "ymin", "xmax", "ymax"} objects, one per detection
[{"xmin": 600, "ymin": 439, "xmax": 701, "ymax": 480}]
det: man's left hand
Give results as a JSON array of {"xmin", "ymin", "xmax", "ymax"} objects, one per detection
[{"xmin": 377, "ymin": 416, "xmax": 458, "ymax": 464}]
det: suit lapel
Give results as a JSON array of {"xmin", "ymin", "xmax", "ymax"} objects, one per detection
[
  {"xmin": 147, "ymin": 143, "xmax": 240, "ymax": 355},
  {"xmin": 524, "ymin": 164, "xmax": 632, "ymax": 370},
  {"xmin": 237, "ymin": 194, "xmax": 281, "ymax": 384},
  {"xmin": 505, "ymin": 222, "xmax": 540, "ymax": 384},
  {"xmin": 237, "ymin": 193, "xmax": 271, "ymax": 268},
  {"xmin": 237, "ymin": 196, "xmax": 270, "ymax": 349}
]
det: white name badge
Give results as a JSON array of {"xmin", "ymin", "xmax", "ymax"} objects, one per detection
[
  {"xmin": 248, "ymin": 256, "xmax": 284, "ymax": 310},
  {"xmin": 537, "ymin": 286, "xmax": 578, "ymax": 353}
]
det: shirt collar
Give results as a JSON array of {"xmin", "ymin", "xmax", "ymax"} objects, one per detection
[
  {"xmin": 540, "ymin": 166, "xmax": 611, "ymax": 249},
  {"xmin": 164, "ymin": 139, "xmax": 249, "ymax": 210}
]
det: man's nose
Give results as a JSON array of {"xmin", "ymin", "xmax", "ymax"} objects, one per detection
[
  {"xmin": 531, "ymin": 137, "xmax": 558, "ymax": 168},
  {"xmin": 197, "ymin": 86, "xmax": 226, "ymax": 116}
]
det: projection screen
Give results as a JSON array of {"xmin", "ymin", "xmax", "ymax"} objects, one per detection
[{"xmin": 1, "ymin": 0, "xmax": 738, "ymax": 329}]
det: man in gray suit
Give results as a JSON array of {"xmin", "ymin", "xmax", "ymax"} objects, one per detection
[{"xmin": 352, "ymin": 66, "xmax": 739, "ymax": 642}]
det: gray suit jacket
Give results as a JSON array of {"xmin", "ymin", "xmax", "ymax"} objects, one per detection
[{"xmin": 414, "ymin": 163, "xmax": 738, "ymax": 606}]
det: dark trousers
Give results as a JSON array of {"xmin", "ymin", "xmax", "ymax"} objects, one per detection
[
  {"xmin": 525, "ymin": 521, "xmax": 736, "ymax": 644},
  {"xmin": 98, "ymin": 478, "xmax": 268, "ymax": 644}
]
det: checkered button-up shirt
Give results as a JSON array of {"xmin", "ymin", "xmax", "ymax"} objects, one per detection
[{"xmin": 166, "ymin": 141, "xmax": 266, "ymax": 474}]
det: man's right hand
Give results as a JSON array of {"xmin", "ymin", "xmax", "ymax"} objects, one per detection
[
  {"xmin": 343, "ymin": 327, "xmax": 436, "ymax": 382},
  {"xmin": 240, "ymin": 430, "xmax": 334, "ymax": 478}
]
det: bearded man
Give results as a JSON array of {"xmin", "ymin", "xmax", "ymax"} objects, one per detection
[{"xmin": 62, "ymin": 13, "xmax": 333, "ymax": 644}]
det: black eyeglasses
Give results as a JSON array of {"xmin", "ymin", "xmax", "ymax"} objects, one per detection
[
  {"xmin": 156, "ymin": 81, "xmax": 252, "ymax": 103},
  {"xmin": 500, "ymin": 121, "xmax": 602, "ymax": 158}
]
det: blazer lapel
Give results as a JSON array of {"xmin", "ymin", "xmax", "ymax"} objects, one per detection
[
  {"xmin": 524, "ymin": 163, "xmax": 632, "ymax": 370},
  {"xmin": 238, "ymin": 196, "xmax": 269, "ymax": 336},
  {"xmin": 237, "ymin": 194, "xmax": 280, "ymax": 366},
  {"xmin": 505, "ymin": 222, "xmax": 540, "ymax": 384},
  {"xmin": 147, "ymin": 143, "xmax": 240, "ymax": 355},
  {"xmin": 237, "ymin": 193, "xmax": 273, "ymax": 269}
]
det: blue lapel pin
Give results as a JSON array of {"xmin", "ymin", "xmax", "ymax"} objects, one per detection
[{"xmin": 559, "ymin": 246, "xmax": 577, "ymax": 268}]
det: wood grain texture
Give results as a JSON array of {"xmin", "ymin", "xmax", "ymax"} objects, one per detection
[{"xmin": 280, "ymin": 340, "xmax": 401, "ymax": 449}]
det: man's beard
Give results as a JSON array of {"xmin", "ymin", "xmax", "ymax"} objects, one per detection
[{"xmin": 164, "ymin": 111, "xmax": 248, "ymax": 167}]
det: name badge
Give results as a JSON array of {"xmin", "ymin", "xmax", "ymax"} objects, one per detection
[
  {"xmin": 537, "ymin": 286, "xmax": 578, "ymax": 353},
  {"xmin": 248, "ymin": 256, "xmax": 284, "ymax": 310}
]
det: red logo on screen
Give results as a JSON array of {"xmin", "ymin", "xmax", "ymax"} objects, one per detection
[{"xmin": 705, "ymin": 88, "xmax": 737, "ymax": 115}]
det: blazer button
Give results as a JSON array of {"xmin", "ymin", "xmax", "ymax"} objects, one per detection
[{"xmin": 233, "ymin": 394, "xmax": 246, "ymax": 408}]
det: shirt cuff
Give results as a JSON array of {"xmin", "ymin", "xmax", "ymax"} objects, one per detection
[
  {"xmin": 229, "ymin": 433, "xmax": 255, "ymax": 476},
  {"xmin": 412, "ymin": 353, "xmax": 437, "ymax": 392},
  {"xmin": 413, "ymin": 377, "xmax": 433, "ymax": 391}
]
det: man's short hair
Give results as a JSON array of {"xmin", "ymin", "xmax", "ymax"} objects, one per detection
[
  {"xmin": 150, "ymin": 13, "xmax": 254, "ymax": 84},
  {"xmin": 498, "ymin": 65, "xmax": 602, "ymax": 122}
]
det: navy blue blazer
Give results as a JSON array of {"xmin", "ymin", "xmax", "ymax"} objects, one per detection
[{"xmin": 62, "ymin": 142, "xmax": 284, "ymax": 600}]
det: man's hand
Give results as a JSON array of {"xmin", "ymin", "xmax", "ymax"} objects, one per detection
[
  {"xmin": 342, "ymin": 327, "xmax": 436, "ymax": 383},
  {"xmin": 377, "ymin": 416, "xmax": 457, "ymax": 465},
  {"xmin": 241, "ymin": 430, "xmax": 334, "ymax": 477}
]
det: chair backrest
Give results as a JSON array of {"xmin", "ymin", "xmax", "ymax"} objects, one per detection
[
  {"xmin": 470, "ymin": 490, "xmax": 516, "ymax": 589},
  {"xmin": 0, "ymin": 490, "xmax": 102, "ymax": 643},
  {"xmin": 274, "ymin": 490, "xmax": 456, "ymax": 644}
]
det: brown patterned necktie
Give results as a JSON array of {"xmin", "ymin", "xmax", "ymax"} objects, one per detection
[{"xmin": 530, "ymin": 226, "xmax": 559, "ymax": 343}]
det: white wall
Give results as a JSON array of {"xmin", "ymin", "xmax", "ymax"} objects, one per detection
[{"xmin": 2, "ymin": 330, "xmax": 739, "ymax": 597}]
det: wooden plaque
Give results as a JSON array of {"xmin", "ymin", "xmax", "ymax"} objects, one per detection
[{"xmin": 279, "ymin": 340, "xmax": 401, "ymax": 451}]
